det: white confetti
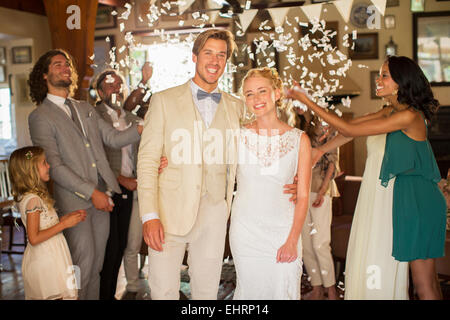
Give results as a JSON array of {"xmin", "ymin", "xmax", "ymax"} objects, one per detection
[
  {"xmin": 310, "ymin": 228, "xmax": 317, "ymax": 235},
  {"xmin": 143, "ymin": 90, "xmax": 152, "ymax": 103},
  {"xmin": 120, "ymin": 22, "xmax": 125, "ymax": 32}
]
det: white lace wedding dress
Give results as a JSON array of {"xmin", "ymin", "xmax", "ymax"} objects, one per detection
[{"xmin": 230, "ymin": 127, "xmax": 303, "ymax": 300}]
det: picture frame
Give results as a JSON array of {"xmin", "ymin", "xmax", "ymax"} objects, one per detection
[
  {"xmin": 15, "ymin": 73, "xmax": 31, "ymax": 104},
  {"xmin": 134, "ymin": 0, "xmax": 159, "ymax": 28},
  {"xmin": 386, "ymin": 0, "xmax": 400, "ymax": 7},
  {"xmin": 12, "ymin": 46, "xmax": 32, "ymax": 64},
  {"xmin": 0, "ymin": 47, "xmax": 6, "ymax": 64},
  {"xmin": 96, "ymin": 5, "xmax": 117, "ymax": 30},
  {"xmin": 348, "ymin": 33, "xmax": 379, "ymax": 60},
  {"xmin": 413, "ymin": 11, "xmax": 450, "ymax": 86},
  {"xmin": 0, "ymin": 65, "xmax": 6, "ymax": 83},
  {"xmin": 93, "ymin": 35, "xmax": 115, "ymax": 71},
  {"xmin": 384, "ymin": 15, "xmax": 396, "ymax": 29},
  {"xmin": 410, "ymin": 0, "xmax": 425, "ymax": 12},
  {"xmin": 370, "ymin": 71, "xmax": 381, "ymax": 99}
]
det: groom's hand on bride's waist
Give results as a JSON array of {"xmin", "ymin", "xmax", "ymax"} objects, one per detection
[
  {"xmin": 283, "ymin": 175, "xmax": 298, "ymax": 203},
  {"xmin": 143, "ymin": 219, "xmax": 165, "ymax": 251}
]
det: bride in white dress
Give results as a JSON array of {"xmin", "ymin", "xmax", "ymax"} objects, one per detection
[{"xmin": 229, "ymin": 68, "xmax": 312, "ymax": 300}]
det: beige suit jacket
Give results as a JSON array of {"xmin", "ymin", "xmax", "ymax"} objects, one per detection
[{"xmin": 137, "ymin": 81, "xmax": 243, "ymax": 236}]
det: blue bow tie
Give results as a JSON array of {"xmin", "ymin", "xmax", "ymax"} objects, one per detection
[{"xmin": 197, "ymin": 90, "xmax": 221, "ymax": 103}]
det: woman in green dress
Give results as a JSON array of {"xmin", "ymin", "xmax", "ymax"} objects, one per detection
[{"xmin": 287, "ymin": 56, "xmax": 446, "ymax": 300}]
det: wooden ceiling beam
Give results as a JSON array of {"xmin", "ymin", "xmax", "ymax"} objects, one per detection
[
  {"xmin": 98, "ymin": 0, "xmax": 127, "ymax": 7},
  {"xmin": 0, "ymin": 0, "xmax": 46, "ymax": 15}
]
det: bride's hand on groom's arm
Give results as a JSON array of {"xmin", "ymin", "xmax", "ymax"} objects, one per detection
[
  {"xmin": 283, "ymin": 175, "xmax": 298, "ymax": 203},
  {"xmin": 143, "ymin": 219, "xmax": 165, "ymax": 251},
  {"xmin": 276, "ymin": 241, "xmax": 298, "ymax": 263}
]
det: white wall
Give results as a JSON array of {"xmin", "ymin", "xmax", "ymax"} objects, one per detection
[{"xmin": 0, "ymin": 7, "xmax": 51, "ymax": 149}]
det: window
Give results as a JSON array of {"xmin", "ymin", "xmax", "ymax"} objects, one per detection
[
  {"xmin": 129, "ymin": 32, "xmax": 234, "ymax": 94},
  {"xmin": 0, "ymin": 87, "xmax": 15, "ymax": 156}
]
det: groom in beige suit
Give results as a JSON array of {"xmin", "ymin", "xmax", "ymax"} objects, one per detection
[{"xmin": 137, "ymin": 29, "xmax": 243, "ymax": 299}]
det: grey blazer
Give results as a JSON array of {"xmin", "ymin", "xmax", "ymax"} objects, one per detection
[
  {"xmin": 95, "ymin": 102, "xmax": 140, "ymax": 179},
  {"xmin": 28, "ymin": 97, "xmax": 141, "ymax": 214}
]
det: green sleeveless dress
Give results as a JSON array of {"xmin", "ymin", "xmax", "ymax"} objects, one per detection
[{"xmin": 379, "ymin": 120, "xmax": 446, "ymax": 262}]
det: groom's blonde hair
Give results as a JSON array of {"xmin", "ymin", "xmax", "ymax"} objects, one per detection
[{"xmin": 192, "ymin": 29, "xmax": 236, "ymax": 60}]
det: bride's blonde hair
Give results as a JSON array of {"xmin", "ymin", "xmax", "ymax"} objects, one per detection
[
  {"xmin": 239, "ymin": 67, "xmax": 296, "ymax": 127},
  {"xmin": 9, "ymin": 146, "xmax": 54, "ymax": 208}
]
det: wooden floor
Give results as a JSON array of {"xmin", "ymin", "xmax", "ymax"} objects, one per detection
[{"xmin": 1, "ymin": 226, "xmax": 449, "ymax": 300}]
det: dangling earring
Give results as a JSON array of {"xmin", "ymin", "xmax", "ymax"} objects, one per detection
[
  {"xmin": 392, "ymin": 88, "xmax": 398, "ymax": 96},
  {"xmin": 243, "ymin": 103, "xmax": 256, "ymax": 124},
  {"xmin": 276, "ymin": 105, "xmax": 282, "ymax": 118}
]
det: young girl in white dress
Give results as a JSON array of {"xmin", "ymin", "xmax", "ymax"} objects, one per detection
[
  {"xmin": 229, "ymin": 68, "xmax": 312, "ymax": 300},
  {"xmin": 9, "ymin": 146, "xmax": 87, "ymax": 300}
]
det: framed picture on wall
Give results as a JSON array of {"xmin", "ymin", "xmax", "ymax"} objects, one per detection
[
  {"xmin": 370, "ymin": 71, "xmax": 381, "ymax": 100},
  {"xmin": 12, "ymin": 46, "xmax": 32, "ymax": 64},
  {"xmin": 0, "ymin": 65, "xmax": 6, "ymax": 83},
  {"xmin": 15, "ymin": 73, "xmax": 31, "ymax": 104},
  {"xmin": 96, "ymin": 5, "xmax": 117, "ymax": 29},
  {"xmin": 348, "ymin": 33, "xmax": 379, "ymax": 60},
  {"xmin": 0, "ymin": 47, "xmax": 6, "ymax": 64},
  {"xmin": 384, "ymin": 15, "xmax": 396, "ymax": 29},
  {"xmin": 413, "ymin": 11, "xmax": 450, "ymax": 86},
  {"xmin": 386, "ymin": 0, "xmax": 400, "ymax": 7},
  {"xmin": 93, "ymin": 35, "xmax": 116, "ymax": 71}
]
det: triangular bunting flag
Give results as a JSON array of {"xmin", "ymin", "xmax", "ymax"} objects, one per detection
[
  {"xmin": 239, "ymin": 9, "xmax": 258, "ymax": 33},
  {"xmin": 370, "ymin": 0, "xmax": 387, "ymax": 16},
  {"xmin": 301, "ymin": 3, "xmax": 323, "ymax": 22},
  {"xmin": 207, "ymin": 0, "xmax": 221, "ymax": 23},
  {"xmin": 334, "ymin": 0, "xmax": 353, "ymax": 23},
  {"xmin": 178, "ymin": 0, "xmax": 195, "ymax": 15},
  {"xmin": 267, "ymin": 7, "xmax": 291, "ymax": 28}
]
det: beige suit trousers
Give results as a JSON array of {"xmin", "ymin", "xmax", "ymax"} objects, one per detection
[
  {"xmin": 301, "ymin": 192, "xmax": 336, "ymax": 288},
  {"xmin": 148, "ymin": 194, "xmax": 228, "ymax": 300}
]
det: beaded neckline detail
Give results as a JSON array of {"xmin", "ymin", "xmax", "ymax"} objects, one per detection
[{"xmin": 240, "ymin": 127, "xmax": 301, "ymax": 167}]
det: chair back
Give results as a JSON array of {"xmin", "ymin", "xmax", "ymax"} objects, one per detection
[{"xmin": 0, "ymin": 158, "xmax": 12, "ymax": 200}]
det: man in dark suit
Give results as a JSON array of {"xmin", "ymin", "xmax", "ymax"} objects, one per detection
[
  {"xmin": 28, "ymin": 49, "xmax": 142, "ymax": 300},
  {"xmin": 94, "ymin": 64, "xmax": 151, "ymax": 300}
]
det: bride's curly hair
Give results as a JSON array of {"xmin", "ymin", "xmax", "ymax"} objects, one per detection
[
  {"xmin": 386, "ymin": 56, "xmax": 439, "ymax": 121},
  {"xmin": 28, "ymin": 49, "xmax": 78, "ymax": 105},
  {"xmin": 239, "ymin": 67, "xmax": 296, "ymax": 127}
]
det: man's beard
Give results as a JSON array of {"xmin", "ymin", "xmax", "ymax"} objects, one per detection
[{"xmin": 48, "ymin": 74, "xmax": 72, "ymax": 88}]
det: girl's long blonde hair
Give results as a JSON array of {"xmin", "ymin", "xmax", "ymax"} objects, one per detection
[
  {"xmin": 240, "ymin": 67, "xmax": 296, "ymax": 127},
  {"xmin": 8, "ymin": 146, "xmax": 54, "ymax": 208}
]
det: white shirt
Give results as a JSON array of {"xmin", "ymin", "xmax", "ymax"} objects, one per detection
[
  {"xmin": 190, "ymin": 80, "xmax": 220, "ymax": 128},
  {"xmin": 47, "ymin": 93, "xmax": 71, "ymax": 117},
  {"xmin": 141, "ymin": 80, "xmax": 220, "ymax": 224},
  {"xmin": 103, "ymin": 104, "xmax": 134, "ymax": 178}
]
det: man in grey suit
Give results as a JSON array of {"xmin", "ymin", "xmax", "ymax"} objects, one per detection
[
  {"xmin": 94, "ymin": 64, "xmax": 152, "ymax": 300},
  {"xmin": 27, "ymin": 49, "xmax": 142, "ymax": 300}
]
